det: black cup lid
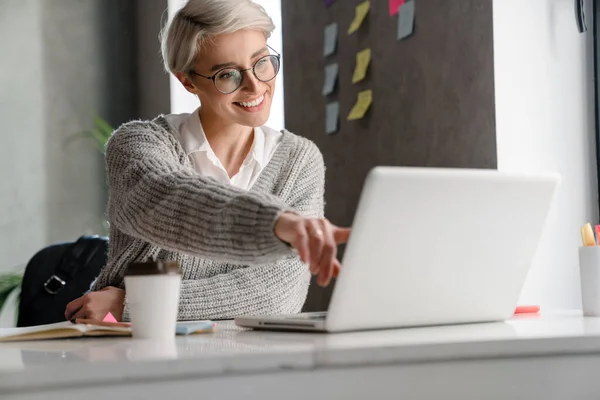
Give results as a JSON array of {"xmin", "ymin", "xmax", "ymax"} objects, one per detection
[{"xmin": 125, "ymin": 260, "xmax": 181, "ymax": 276}]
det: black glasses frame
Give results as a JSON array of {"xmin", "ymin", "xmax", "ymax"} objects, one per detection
[{"xmin": 189, "ymin": 45, "xmax": 281, "ymax": 94}]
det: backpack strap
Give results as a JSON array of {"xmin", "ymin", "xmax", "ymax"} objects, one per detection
[{"xmin": 43, "ymin": 235, "xmax": 104, "ymax": 295}]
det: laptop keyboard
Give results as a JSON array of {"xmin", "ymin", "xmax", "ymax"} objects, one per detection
[{"xmin": 285, "ymin": 311, "xmax": 327, "ymax": 320}]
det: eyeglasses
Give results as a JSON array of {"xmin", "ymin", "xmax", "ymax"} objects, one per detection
[{"xmin": 189, "ymin": 46, "xmax": 281, "ymax": 94}]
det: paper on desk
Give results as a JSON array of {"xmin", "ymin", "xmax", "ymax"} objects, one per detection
[
  {"xmin": 322, "ymin": 63, "xmax": 339, "ymax": 96},
  {"xmin": 348, "ymin": 1, "xmax": 370, "ymax": 34},
  {"xmin": 347, "ymin": 89, "xmax": 373, "ymax": 121},
  {"xmin": 323, "ymin": 23, "xmax": 338, "ymax": 57},
  {"xmin": 389, "ymin": 0, "xmax": 405, "ymax": 16},
  {"xmin": 326, "ymin": 101, "xmax": 340, "ymax": 134},
  {"xmin": 352, "ymin": 48, "xmax": 371, "ymax": 84},
  {"xmin": 397, "ymin": 0, "xmax": 415, "ymax": 40}
]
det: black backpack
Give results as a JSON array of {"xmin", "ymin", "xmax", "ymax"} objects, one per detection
[{"xmin": 17, "ymin": 235, "xmax": 109, "ymax": 327}]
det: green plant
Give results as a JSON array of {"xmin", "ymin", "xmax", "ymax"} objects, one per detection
[
  {"xmin": 66, "ymin": 116, "xmax": 114, "ymax": 153},
  {"xmin": 0, "ymin": 270, "xmax": 23, "ymax": 315},
  {"xmin": 66, "ymin": 116, "xmax": 114, "ymax": 236}
]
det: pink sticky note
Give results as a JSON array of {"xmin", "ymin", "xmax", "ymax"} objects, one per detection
[
  {"xmin": 389, "ymin": 0, "xmax": 406, "ymax": 16},
  {"xmin": 103, "ymin": 312, "xmax": 118, "ymax": 323}
]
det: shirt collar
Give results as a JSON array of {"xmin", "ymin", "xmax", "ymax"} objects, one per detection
[
  {"xmin": 179, "ymin": 107, "xmax": 266, "ymax": 167},
  {"xmin": 250, "ymin": 126, "xmax": 266, "ymax": 168},
  {"xmin": 179, "ymin": 107, "xmax": 210, "ymax": 155}
]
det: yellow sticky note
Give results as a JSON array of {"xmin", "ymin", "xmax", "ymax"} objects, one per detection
[
  {"xmin": 347, "ymin": 1, "xmax": 370, "ymax": 35},
  {"xmin": 347, "ymin": 89, "xmax": 373, "ymax": 121},
  {"xmin": 352, "ymin": 48, "xmax": 371, "ymax": 84}
]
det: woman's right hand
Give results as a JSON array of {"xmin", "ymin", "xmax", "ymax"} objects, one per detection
[{"xmin": 274, "ymin": 212, "xmax": 351, "ymax": 287}]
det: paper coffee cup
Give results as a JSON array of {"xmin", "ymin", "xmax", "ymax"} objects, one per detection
[
  {"xmin": 124, "ymin": 260, "xmax": 182, "ymax": 339},
  {"xmin": 579, "ymin": 246, "xmax": 600, "ymax": 316}
]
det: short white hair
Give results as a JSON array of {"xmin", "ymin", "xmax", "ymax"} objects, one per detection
[{"xmin": 160, "ymin": 0, "xmax": 275, "ymax": 74}]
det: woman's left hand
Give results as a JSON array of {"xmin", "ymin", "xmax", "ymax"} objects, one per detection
[{"xmin": 64, "ymin": 286, "xmax": 125, "ymax": 321}]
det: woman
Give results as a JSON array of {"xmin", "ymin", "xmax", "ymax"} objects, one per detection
[{"xmin": 65, "ymin": 0, "xmax": 350, "ymax": 322}]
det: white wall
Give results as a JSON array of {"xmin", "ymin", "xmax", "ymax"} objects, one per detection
[
  {"xmin": 0, "ymin": 0, "xmax": 108, "ymax": 272},
  {"xmin": 494, "ymin": 0, "xmax": 598, "ymax": 309},
  {"xmin": 42, "ymin": 1, "xmax": 107, "ymax": 244},
  {"xmin": 167, "ymin": 0, "xmax": 285, "ymax": 130},
  {"xmin": 0, "ymin": 0, "xmax": 47, "ymax": 272}
]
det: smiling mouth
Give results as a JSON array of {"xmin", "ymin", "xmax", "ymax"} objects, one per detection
[{"xmin": 235, "ymin": 94, "xmax": 265, "ymax": 108}]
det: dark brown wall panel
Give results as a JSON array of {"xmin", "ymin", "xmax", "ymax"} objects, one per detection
[{"xmin": 281, "ymin": 0, "xmax": 496, "ymax": 310}]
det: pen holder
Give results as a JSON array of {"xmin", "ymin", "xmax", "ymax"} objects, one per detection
[{"xmin": 579, "ymin": 246, "xmax": 600, "ymax": 316}]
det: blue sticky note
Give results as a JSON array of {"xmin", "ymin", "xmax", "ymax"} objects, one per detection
[
  {"xmin": 397, "ymin": 0, "xmax": 415, "ymax": 40},
  {"xmin": 322, "ymin": 63, "xmax": 339, "ymax": 96},
  {"xmin": 326, "ymin": 101, "xmax": 340, "ymax": 135},
  {"xmin": 324, "ymin": 23, "xmax": 338, "ymax": 57},
  {"xmin": 175, "ymin": 321, "xmax": 214, "ymax": 335}
]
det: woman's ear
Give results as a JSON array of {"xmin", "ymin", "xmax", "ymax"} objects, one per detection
[{"xmin": 175, "ymin": 72, "xmax": 201, "ymax": 96}]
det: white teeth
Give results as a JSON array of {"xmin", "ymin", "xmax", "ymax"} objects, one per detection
[{"xmin": 238, "ymin": 95, "xmax": 264, "ymax": 108}]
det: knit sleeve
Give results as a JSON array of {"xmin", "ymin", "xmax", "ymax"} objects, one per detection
[
  {"xmin": 285, "ymin": 142, "xmax": 326, "ymax": 219},
  {"xmin": 105, "ymin": 121, "xmax": 293, "ymax": 264},
  {"xmin": 145, "ymin": 141, "xmax": 325, "ymax": 321}
]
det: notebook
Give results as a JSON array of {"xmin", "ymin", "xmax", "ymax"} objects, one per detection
[{"xmin": 0, "ymin": 319, "xmax": 215, "ymax": 342}]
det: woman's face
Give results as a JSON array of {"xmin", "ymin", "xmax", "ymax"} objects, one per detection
[{"xmin": 178, "ymin": 29, "xmax": 276, "ymax": 128}]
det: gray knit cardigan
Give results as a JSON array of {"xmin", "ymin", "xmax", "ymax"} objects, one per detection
[{"xmin": 91, "ymin": 116, "xmax": 325, "ymax": 321}]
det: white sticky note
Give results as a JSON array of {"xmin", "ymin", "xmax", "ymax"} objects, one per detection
[
  {"xmin": 326, "ymin": 101, "xmax": 340, "ymax": 134},
  {"xmin": 322, "ymin": 63, "xmax": 339, "ymax": 96},
  {"xmin": 323, "ymin": 23, "xmax": 338, "ymax": 57}
]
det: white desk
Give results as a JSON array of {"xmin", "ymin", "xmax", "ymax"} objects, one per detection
[{"xmin": 1, "ymin": 311, "xmax": 600, "ymax": 399}]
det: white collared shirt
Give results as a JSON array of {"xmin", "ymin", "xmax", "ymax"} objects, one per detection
[{"xmin": 164, "ymin": 107, "xmax": 283, "ymax": 190}]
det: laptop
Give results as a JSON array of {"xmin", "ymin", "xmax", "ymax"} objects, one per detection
[{"xmin": 234, "ymin": 167, "xmax": 560, "ymax": 332}]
